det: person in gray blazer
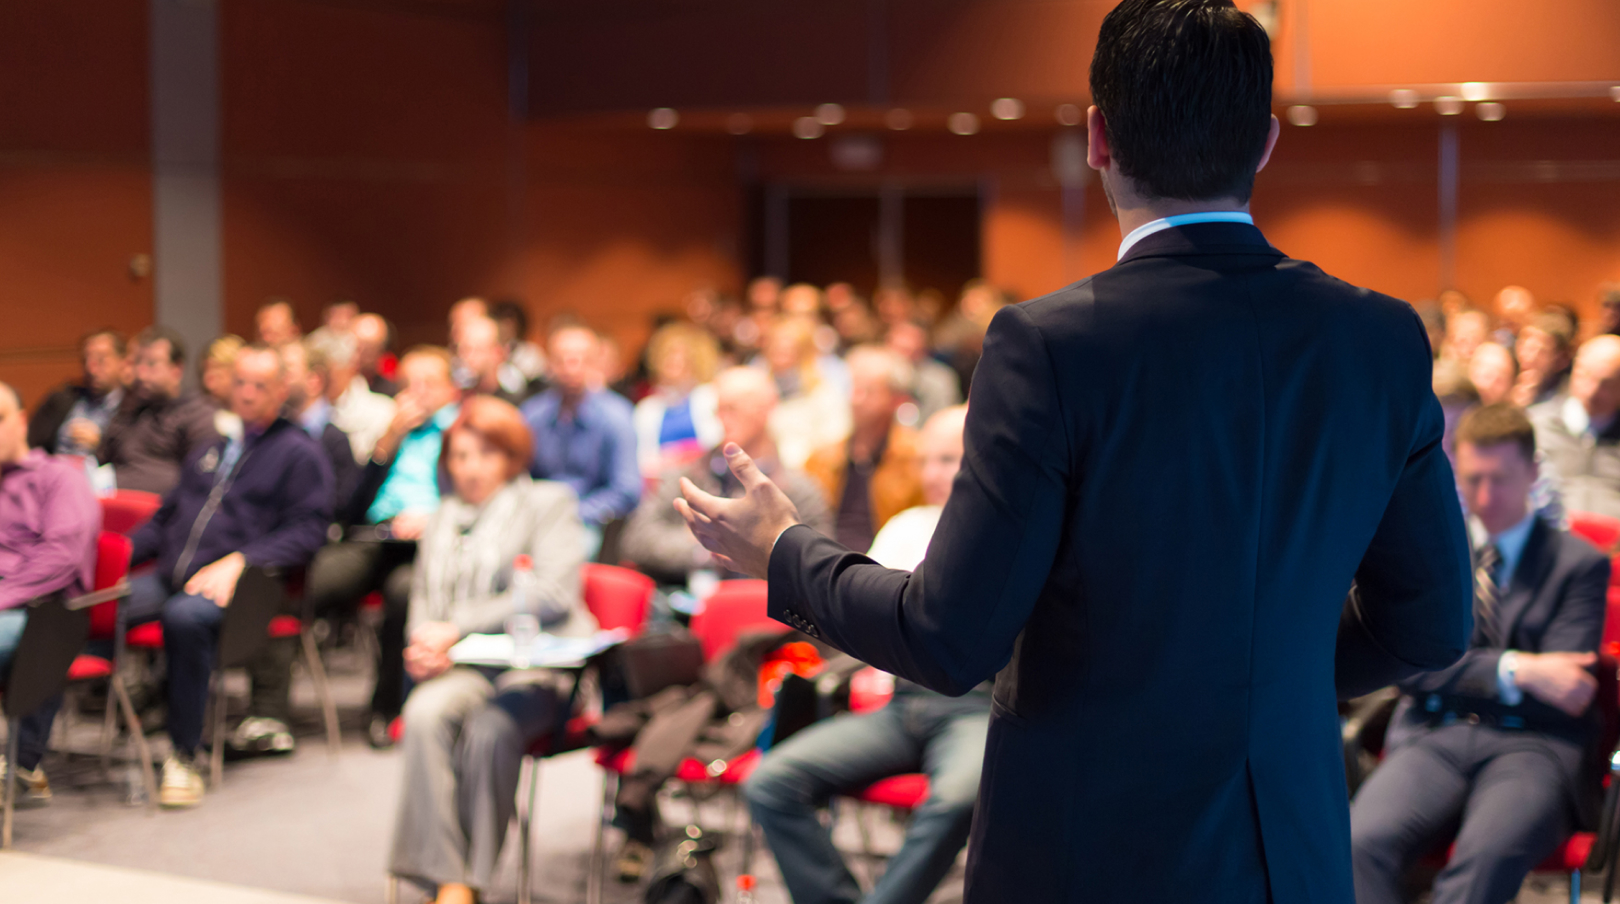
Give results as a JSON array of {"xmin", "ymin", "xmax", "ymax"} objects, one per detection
[
  {"xmin": 387, "ymin": 396, "xmax": 595, "ymax": 904},
  {"xmin": 1529, "ymin": 334, "xmax": 1620, "ymax": 520}
]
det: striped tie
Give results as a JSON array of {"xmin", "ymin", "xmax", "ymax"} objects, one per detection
[{"xmin": 1473, "ymin": 543, "xmax": 1503, "ymax": 648}]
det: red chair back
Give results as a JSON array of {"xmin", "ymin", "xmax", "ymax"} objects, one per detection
[
  {"xmin": 1570, "ymin": 510, "xmax": 1620, "ymax": 554},
  {"xmin": 100, "ymin": 490, "xmax": 162, "ymax": 536},
  {"xmin": 689, "ymin": 579, "xmax": 773, "ymax": 661},
  {"xmin": 581, "ymin": 563, "xmax": 654, "ymax": 634},
  {"xmin": 88, "ymin": 531, "xmax": 132, "ymax": 641},
  {"xmin": 1606, "ymin": 586, "xmax": 1620, "ymax": 656}
]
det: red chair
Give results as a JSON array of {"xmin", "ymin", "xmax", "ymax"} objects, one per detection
[
  {"xmin": 689, "ymin": 579, "xmax": 773, "ymax": 660},
  {"xmin": 507, "ymin": 564, "xmax": 656, "ymax": 904},
  {"xmin": 1571, "ymin": 511, "xmax": 1620, "ymax": 555},
  {"xmin": 99, "ymin": 490, "xmax": 162, "ymax": 536},
  {"xmin": 581, "ymin": 563, "xmax": 655, "ymax": 634}
]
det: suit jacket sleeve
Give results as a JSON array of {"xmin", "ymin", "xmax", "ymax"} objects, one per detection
[
  {"xmin": 27, "ymin": 386, "xmax": 74, "ymax": 454},
  {"xmin": 1398, "ymin": 547, "xmax": 1607, "ymax": 701},
  {"xmin": 1335, "ymin": 317, "xmax": 1473, "ymax": 699},
  {"xmin": 768, "ymin": 304, "xmax": 1071, "ymax": 695}
]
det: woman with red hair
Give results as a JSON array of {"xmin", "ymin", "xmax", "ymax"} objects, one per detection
[{"xmin": 386, "ymin": 395, "xmax": 595, "ymax": 904}]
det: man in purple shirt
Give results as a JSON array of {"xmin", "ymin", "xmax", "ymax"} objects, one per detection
[{"xmin": 0, "ymin": 381, "xmax": 102, "ymax": 806}]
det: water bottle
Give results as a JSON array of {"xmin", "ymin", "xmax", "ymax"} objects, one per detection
[
  {"xmin": 125, "ymin": 760, "xmax": 148, "ymax": 806},
  {"xmin": 506, "ymin": 554, "xmax": 541, "ymax": 669}
]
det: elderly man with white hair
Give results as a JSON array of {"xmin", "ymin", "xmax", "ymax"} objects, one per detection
[
  {"xmin": 1530, "ymin": 334, "xmax": 1620, "ymax": 519},
  {"xmin": 621, "ymin": 366, "xmax": 831, "ymax": 586}
]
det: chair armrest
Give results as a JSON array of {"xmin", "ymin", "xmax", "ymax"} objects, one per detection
[{"xmin": 65, "ymin": 580, "xmax": 131, "ymax": 611}]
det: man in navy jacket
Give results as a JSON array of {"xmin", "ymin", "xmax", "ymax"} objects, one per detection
[
  {"xmin": 127, "ymin": 343, "xmax": 332, "ymax": 808},
  {"xmin": 674, "ymin": 2, "xmax": 1472, "ymax": 901},
  {"xmin": 1352, "ymin": 404, "xmax": 1608, "ymax": 904}
]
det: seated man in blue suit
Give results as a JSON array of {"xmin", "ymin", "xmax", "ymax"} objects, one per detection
[{"xmin": 1351, "ymin": 403, "xmax": 1609, "ymax": 904}]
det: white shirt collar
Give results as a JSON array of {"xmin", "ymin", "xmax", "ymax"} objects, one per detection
[{"xmin": 1116, "ymin": 211, "xmax": 1255, "ymax": 261}]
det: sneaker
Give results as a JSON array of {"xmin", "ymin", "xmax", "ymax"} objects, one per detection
[
  {"xmin": 158, "ymin": 754, "xmax": 205, "ymax": 809},
  {"xmin": 227, "ymin": 717, "xmax": 296, "ymax": 757},
  {"xmin": 0, "ymin": 756, "xmax": 52, "ymax": 808},
  {"xmin": 615, "ymin": 839, "xmax": 654, "ymax": 883}
]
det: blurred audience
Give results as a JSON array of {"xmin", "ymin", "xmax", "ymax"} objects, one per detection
[
  {"xmin": 1442, "ymin": 309, "xmax": 1492, "ymax": 366},
  {"xmin": 256, "ymin": 299, "xmax": 303, "ymax": 347},
  {"xmin": 387, "ymin": 396, "xmax": 591, "ymax": 904},
  {"xmin": 804, "ymin": 346, "xmax": 924, "ymax": 554},
  {"xmin": 1351, "ymin": 404, "xmax": 1607, "ymax": 904},
  {"xmin": 355, "ymin": 313, "xmax": 399, "ymax": 397},
  {"xmin": 1491, "ymin": 285, "xmax": 1536, "ymax": 347},
  {"xmin": 490, "ymin": 300, "xmax": 547, "ymax": 396},
  {"xmin": 454, "ymin": 316, "xmax": 525, "ymax": 405},
  {"xmin": 632, "ymin": 322, "xmax": 723, "ymax": 479},
  {"xmin": 1529, "ymin": 335, "xmax": 1620, "ymax": 519},
  {"xmin": 1598, "ymin": 285, "xmax": 1620, "ymax": 338},
  {"xmin": 28, "ymin": 329, "xmax": 128, "ymax": 457},
  {"xmin": 307, "ymin": 346, "xmax": 461, "ymax": 747},
  {"xmin": 123, "ymin": 344, "xmax": 333, "ymax": 808},
  {"xmin": 0, "ymin": 380, "xmax": 100, "ymax": 805},
  {"xmin": 201, "ymin": 334, "xmax": 246, "ymax": 440},
  {"xmin": 1512, "ymin": 311, "xmax": 1575, "ymax": 408},
  {"xmin": 884, "ymin": 320, "xmax": 961, "ymax": 426},
  {"xmin": 748, "ymin": 406, "xmax": 985, "ymax": 904},
  {"xmin": 622, "ymin": 366, "xmax": 830, "ymax": 586},
  {"xmin": 317, "ymin": 330, "xmax": 395, "ymax": 462},
  {"xmin": 761, "ymin": 316, "xmax": 852, "ymax": 469},
  {"xmin": 521, "ymin": 325, "xmax": 641, "ymax": 558},
  {"xmin": 306, "ymin": 300, "xmax": 358, "ymax": 352},
  {"xmin": 100, "ymin": 326, "xmax": 220, "ymax": 495},
  {"xmin": 1467, "ymin": 342, "xmax": 1517, "ymax": 407}
]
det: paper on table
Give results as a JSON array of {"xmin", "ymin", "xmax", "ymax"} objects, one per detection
[{"xmin": 449, "ymin": 628, "xmax": 628, "ymax": 668}]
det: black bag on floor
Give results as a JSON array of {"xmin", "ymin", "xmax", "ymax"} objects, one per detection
[{"xmin": 643, "ymin": 834, "xmax": 720, "ymax": 904}]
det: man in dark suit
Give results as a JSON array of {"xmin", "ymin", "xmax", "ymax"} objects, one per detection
[
  {"xmin": 1351, "ymin": 404, "xmax": 1608, "ymax": 904},
  {"xmin": 673, "ymin": 2, "xmax": 1473, "ymax": 901}
]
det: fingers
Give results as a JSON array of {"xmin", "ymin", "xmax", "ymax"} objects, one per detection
[
  {"xmin": 673, "ymin": 496, "xmax": 712, "ymax": 526},
  {"xmin": 722, "ymin": 443, "xmax": 769, "ymax": 490},
  {"xmin": 678, "ymin": 477, "xmax": 725, "ymax": 521},
  {"xmin": 710, "ymin": 552, "xmax": 739, "ymax": 572}
]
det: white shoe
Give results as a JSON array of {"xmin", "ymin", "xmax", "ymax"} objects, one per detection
[
  {"xmin": 229, "ymin": 717, "xmax": 295, "ymax": 756},
  {"xmin": 158, "ymin": 754, "xmax": 204, "ymax": 809}
]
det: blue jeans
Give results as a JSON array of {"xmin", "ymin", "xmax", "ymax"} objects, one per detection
[
  {"xmin": 745, "ymin": 688, "xmax": 991, "ymax": 904},
  {"xmin": 122, "ymin": 572, "xmax": 225, "ymax": 757},
  {"xmin": 0, "ymin": 608, "xmax": 66, "ymax": 771}
]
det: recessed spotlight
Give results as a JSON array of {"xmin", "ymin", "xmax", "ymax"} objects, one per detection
[
  {"xmin": 725, "ymin": 113, "xmax": 753, "ymax": 135},
  {"xmin": 1286, "ymin": 105, "xmax": 1318, "ymax": 126},
  {"xmin": 647, "ymin": 108, "xmax": 679, "ymax": 130},
  {"xmin": 1434, "ymin": 96, "xmax": 1464, "ymax": 116},
  {"xmin": 1054, "ymin": 103, "xmax": 1083, "ymax": 127},
  {"xmin": 814, "ymin": 103, "xmax": 845, "ymax": 126},
  {"xmin": 793, "ymin": 116, "xmax": 825, "ymax": 140},
  {"xmin": 885, "ymin": 109, "xmax": 913, "ymax": 131},
  {"xmin": 1476, "ymin": 102, "xmax": 1506, "ymax": 122},
  {"xmin": 1389, "ymin": 89, "xmax": 1420, "ymax": 110},
  {"xmin": 990, "ymin": 98, "xmax": 1025, "ymax": 121},
  {"xmin": 947, "ymin": 112, "xmax": 980, "ymax": 135},
  {"xmin": 1461, "ymin": 82, "xmax": 1490, "ymax": 102}
]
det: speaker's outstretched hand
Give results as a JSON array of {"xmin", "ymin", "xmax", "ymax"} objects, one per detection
[{"xmin": 675, "ymin": 443, "xmax": 801, "ymax": 579}]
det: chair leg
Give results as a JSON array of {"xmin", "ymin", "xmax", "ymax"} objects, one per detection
[
  {"xmin": 586, "ymin": 770, "xmax": 614, "ymax": 904},
  {"xmin": 384, "ymin": 874, "xmax": 399, "ymax": 904},
  {"xmin": 111, "ymin": 675, "xmax": 157, "ymax": 813},
  {"xmin": 300, "ymin": 627, "xmax": 341, "ymax": 757},
  {"xmin": 209, "ymin": 670, "xmax": 226, "ymax": 789},
  {"xmin": 519, "ymin": 756, "xmax": 539, "ymax": 904},
  {"xmin": 4, "ymin": 718, "xmax": 19, "ymax": 849},
  {"xmin": 99, "ymin": 682, "xmax": 119, "ymax": 773},
  {"xmin": 1572, "ymin": 867, "xmax": 1582, "ymax": 904}
]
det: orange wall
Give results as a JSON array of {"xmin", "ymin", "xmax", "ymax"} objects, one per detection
[{"xmin": 0, "ymin": 2, "xmax": 152, "ymax": 407}]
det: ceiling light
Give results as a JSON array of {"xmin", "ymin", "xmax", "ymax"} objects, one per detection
[
  {"xmin": 1054, "ymin": 103, "xmax": 1083, "ymax": 127},
  {"xmin": 947, "ymin": 112, "xmax": 980, "ymax": 135},
  {"xmin": 725, "ymin": 114, "xmax": 752, "ymax": 135},
  {"xmin": 885, "ymin": 109, "xmax": 913, "ymax": 131},
  {"xmin": 814, "ymin": 103, "xmax": 845, "ymax": 126},
  {"xmin": 1389, "ymin": 89, "xmax": 1420, "ymax": 109},
  {"xmin": 647, "ymin": 108, "xmax": 678, "ymax": 130},
  {"xmin": 1286, "ymin": 105, "xmax": 1318, "ymax": 126},
  {"xmin": 1434, "ymin": 96, "xmax": 1464, "ymax": 116},
  {"xmin": 1476, "ymin": 102, "xmax": 1506, "ymax": 122},
  {"xmin": 990, "ymin": 98, "xmax": 1025, "ymax": 121},
  {"xmin": 1461, "ymin": 82, "xmax": 1490, "ymax": 102},
  {"xmin": 793, "ymin": 116, "xmax": 825, "ymax": 140}
]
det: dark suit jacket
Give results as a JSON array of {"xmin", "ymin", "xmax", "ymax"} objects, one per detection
[
  {"xmin": 767, "ymin": 222, "xmax": 1473, "ymax": 904},
  {"xmin": 1388, "ymin": 517, "xmax": 1608, "ymax": 825},
  {"xmin": 315, "ymin": 421, "xmax": 360, "ymax": 516}
]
